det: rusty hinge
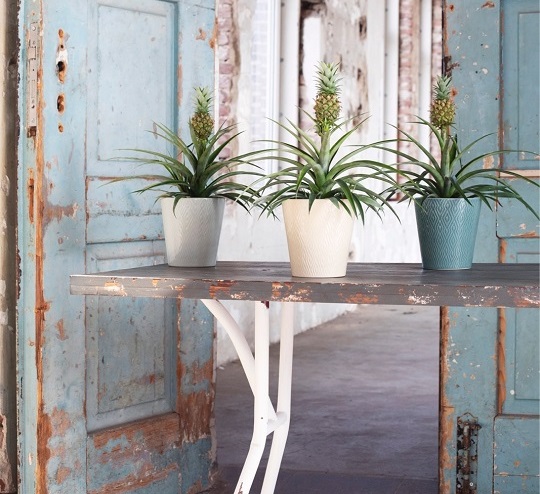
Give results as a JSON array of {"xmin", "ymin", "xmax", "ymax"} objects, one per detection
[
  {"xmin": 456, "ymin": 413, "xmax": 482, "ymax": 494},
  {"xmin": 26, "ymin": 22, "xmax": 39, "ymax": 137}
]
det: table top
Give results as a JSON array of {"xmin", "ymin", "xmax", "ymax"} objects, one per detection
[{"xmin": 70, "ymin": 262, "xmax": 540, "ymax": 308}]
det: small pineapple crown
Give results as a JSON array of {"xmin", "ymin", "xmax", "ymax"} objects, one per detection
[
  {"xmin": 315, "ymin": 62, "xmax": 342, "ymax": 95},
  {"xmin": 193, "ymin": 86, "xmax": 212, "ymax": 113},
  {"xmin": 433, "ymin": 75, "xmax": 452, "ymax": 101},
  {"xmin": 190, "ymin": 86, "xmax": 214, "ymax": 142},
  {"xmin": 430, "ymin": 75, "xmax": 456, "ymax": 129},
  {"xmin": 314, "ymin": 62, "xmax": 342, "ymax": 136}
]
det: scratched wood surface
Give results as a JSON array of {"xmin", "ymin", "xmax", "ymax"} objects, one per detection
[{"xmin": 70, "ymin": 262, "xmax": 540, "ymax": 308}]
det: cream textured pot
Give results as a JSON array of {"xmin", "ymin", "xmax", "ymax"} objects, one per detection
[
  {"xmin": 282, "ymin": 199, "xmax": 355, "ymax": 278},
  {"xmin": 161, "ymin": 197, "xmax": 225, "ymax": 267}
]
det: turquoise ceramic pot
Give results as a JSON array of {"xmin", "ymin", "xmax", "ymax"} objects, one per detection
[{"xmin": 415, "ymin": 197, "xmax": 481, "ymax": 270}]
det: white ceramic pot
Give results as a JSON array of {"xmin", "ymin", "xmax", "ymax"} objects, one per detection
[
  {"xmin": 161, "ymin": 197, "xmax": 225, "ymax": 267},
  {"xmin": 282, "ymin": 199, "xmax": 355, "ymax": 277}
]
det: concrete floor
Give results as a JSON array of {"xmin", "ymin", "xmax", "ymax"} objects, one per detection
[{"xmin": 209, "ymin": 304, "xmax": 440, "ymax": 493}]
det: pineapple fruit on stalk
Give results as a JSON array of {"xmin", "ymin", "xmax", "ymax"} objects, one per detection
[
  {"xmin": 314, "ymin": 62, "xmax": 342, "ymax": 136},
  {"xmin": 190, "ymin": 86, "xmax": 215, "ymax": 147},
  {"xmin": 430, "ymin": 75, "xmax": 455, "ymax": 130},
  {"xmin": 313, "ymin": 62, "xmax": 342, "ymax": 173}
]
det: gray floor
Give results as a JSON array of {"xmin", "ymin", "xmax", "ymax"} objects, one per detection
[{"xmin": 209, "ymin": 305, "xmax": 440, "ymax": 493}]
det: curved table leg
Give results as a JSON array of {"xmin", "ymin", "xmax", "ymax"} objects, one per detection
[
  {"xmin": 201, "ymin": 299, "xmax": 277, "ymax": 421},
  {"xmin": 201, "ymin": 299, "xmax": 295, "ymax": 494},
  {"xmin": 261, "ymin": 302, "xmax": 294, "ymax": 493}
]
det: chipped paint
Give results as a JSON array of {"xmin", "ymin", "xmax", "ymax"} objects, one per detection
[
  {"xmin": 209, "ymin": 17, "xmax": 218, "ymax": 50},
  {"xmin": 271, "ymin": 283, "xmax": 314, "ymax": 302},
  {"xmin": 228, "ymin": 291, "xmax": 251, "ymax": 300},
  {"xmin": 89, "ymin": 465, "xmax": 178, "ymax": 494},
  {"xmin": 499, "ymin": 239, "xmax": 507, "ymax": 262},
  {"xmin": 87, "ymin": 413, "xmax": 186, "ymax": 493},
  {"xmin": 31, "ymin": 8, "xmax": 53, "ymax": 491},
  {"xmin": 55, "ymin": 29, "xmax": 68, "ymax": 83},
  {"xmin": 103, "ymin": 281, "xmax": 127, "ymax": 296},
  {"xmin": 55, "ymin": 319, "xmax": 67, "ymax": 341},
  {"xmin": 208, "ymin": 281, "xmax": 234, "ymax": 299},
  {"xmin": 42, "ymin": 198, "xmax": 79, "ymax": 226},
  {"xmin": 178, "ymin": 303, "xmax": 215, "ymax": 442},
  {"xmin": 407, "ymin": 293, "xmax": 434, "ymax": 305},
  {"xmin": 195, "ymin": 28, "xmax": 207, "ymax": 41},
  {"xmin": 497, "ymin": 309, "xmax": 507, "ymax": 413},
  {"xmin": 344, "ymin": 293, "xmax": 379, "ymax": 305},
  {"xmin": 483, "ymin": 154, "xmax": 494, "ymax": 169},
  {"xmin": 90, "ymin": 414, "xmax": 179, "ymax": 456},
  {"xmin": 511, "ymin": 230, "xmax": 538, "ymax": 239},
  {"xmin": 27, "ymin": 171, "xmax": 35, "ymax": 224},
  {"xmin": 0, "ymin": 414, "xmax": 14, "ymax": 492},
  {"xmin": 55, "ymin": 466, "xmax": 71, "ymax": 484},
  {"xmin": 439, "ymin": 307, "xmax": 453, "ymax": 494}
]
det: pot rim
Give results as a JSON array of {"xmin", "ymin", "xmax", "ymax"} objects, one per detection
[
  {"xmin": 416, "ymin": 196, "xmax": 481, "ymax": 202},
  {"xmin": 161, "ymin": 196, "xmax": 225, "ymax": 202}
]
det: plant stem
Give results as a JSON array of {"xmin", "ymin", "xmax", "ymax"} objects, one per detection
[
  {"xmin": 320, "ymin": 131, "xmax": 331, "ymax": 173},
  {"xmin": 441, "ymin": 125, "xmax": 452, "ymax": 196},
  {"xmin": 310, "ymin": 130, "xmax": 331, "ymax": 191}
]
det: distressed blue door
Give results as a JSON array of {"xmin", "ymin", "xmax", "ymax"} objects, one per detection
[
  {"xmin": 441, "ymin": 1, "xmax": 539, "ymax": 493},
  {"xmin": 17, "ymin": 1, "xmax": 217, "ymax": 492}
]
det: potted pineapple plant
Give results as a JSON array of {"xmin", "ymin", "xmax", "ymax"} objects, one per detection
[
  {"xmin": 256, "ymin": 62, "xmax": 401, "ymax": 277},
  {"xmin": 112, "ymin": 87, "xmax": 260, "ymax": 267},
  {"xmin": 384, "ymin": 75, "xmax": 539, "ymax": 270}
]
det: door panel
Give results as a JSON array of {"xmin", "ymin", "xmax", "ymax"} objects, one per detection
[
  {"xmin": 85, "ymin": 0, "xmax": 174, "ymax": 242},
  {"xmin": 86, "ymin": 179, "xmax": 163, "ymax": 243},
  {"xmin": 493, "ymin": 416, "xmax": 540, "ymax": 492},
  {"xmin": 88, "ymin": 0, "xmax": 175, "ymax": 162},
  {"xmin": 494, "ymin": 477, "xmax": 540, "ymax": 494},
  {"xmin": 86, "ymin": 413, "xmax": 182, "ymax": 494},
  {"xmin": 497, "ymin": 181, "xmax": 540, "ymax": 238},
  {"xmin": 500, "ymin": 304, "xmax": 539, "ymax": 414},
  {"xmin": 86, "ymin": 296, "xmax": 176, "ymax": 431},
  {"xmin": 18, "ymin": 0, "xmax": 217, "ymax": 492},
  {"xmin": 501, "ymin": 2, "xmax": 539, "ymax": 170}
]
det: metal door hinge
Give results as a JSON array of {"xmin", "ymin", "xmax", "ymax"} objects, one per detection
[
  {"xmin": 26, "ymin": 22, "xmax": 39, "ymax": 137},
  {"xmin": 456, "ymin": 413, "xmax": 482, "ymax": 494}
]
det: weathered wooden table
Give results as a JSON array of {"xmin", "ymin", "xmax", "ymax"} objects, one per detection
[{"xmin": 70, "ymin": 262, "xmax": 540, "ymax": 494}]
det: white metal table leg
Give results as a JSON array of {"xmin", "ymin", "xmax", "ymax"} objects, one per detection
[
  {"xmin": 201, "ymin": 299, "xmax": 277, "ymax": 422},
  {"xmin": 234, "ymin": 301, "xmax": 271, "ymax": 494},
  {"xmin": 261, "ymin": 302, "xmax": 294, "ymax": 493},
  {"xmin": 201, "ymin": 299, "xmax": 294, "ymax": 494}
]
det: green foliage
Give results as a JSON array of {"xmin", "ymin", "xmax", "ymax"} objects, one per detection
[
  {"xmin": 380, "ymin": 75, "xmax": 539, "ymax": 219},
  {"xmin": 255, "ymin": 115, "xmax": 402, "ymax": 221},
  {"xmin": 255, "ymin": 60, "xmax": 403, "ymax": 221},
  {"xmin": 383, "ymin": 117, "xmax": 540, "ymax": 218},
  {"xmin": 109, "ymin": 87, "xmax": 262, "ymax": 212}
]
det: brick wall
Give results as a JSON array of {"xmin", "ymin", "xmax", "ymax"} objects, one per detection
[
  {"xmin": 217, "ymin": 0, "xmax": 279, "ymax": 158},
  {"xmin": 299, "ymin": 0, "xmax": 369, "ymax": 134},
  {"xmin": 216, "ymin": 0, "xmax": 238, "ymax": 159},
  {"xmin": 398, "ymin": 0, "xmax": 421, "ymax": 151},
  {"xmin": 218, "ymin": 0, "xmax": 442, "ymax": 146}
]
